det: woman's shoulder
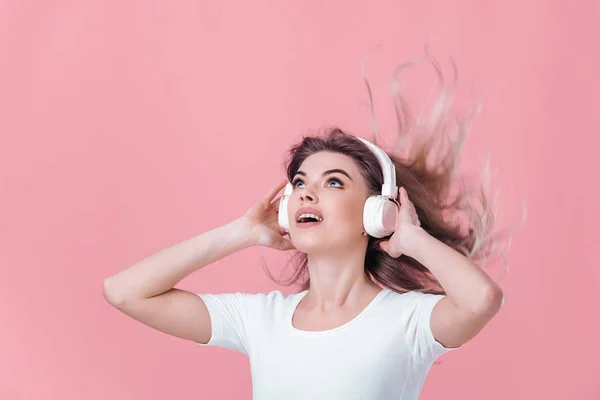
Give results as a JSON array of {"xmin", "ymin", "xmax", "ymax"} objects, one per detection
[
  {"xmin": 382, "ymin": 289, "xmax": 445, "ymax": 310},
  {"xmin": 198, "ymin": 289, "xmax": 306, "ymax": 319},
  {"xmin": 251, "ymin": 289, "xmax": 307, "ymax": 306},
  {"xmin": 220, "ymin": 289, "xmax": 306, "ymax": 310},
  {"xmin": 387, "ymin": 289, "xmax": 444, "ymax": 299},
  {"xmin": 235, "ymin": 289, "xmax": 305, "ymax": 298}
]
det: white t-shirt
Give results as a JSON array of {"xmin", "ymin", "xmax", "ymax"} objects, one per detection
[{"xmin": 196, "ymin": 288, "xmax": 460, "ymax": 399}]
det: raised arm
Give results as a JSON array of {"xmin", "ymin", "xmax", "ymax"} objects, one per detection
[{"xmin": 102, "ymin": 181, "xmax": 294, "ymax": 343}]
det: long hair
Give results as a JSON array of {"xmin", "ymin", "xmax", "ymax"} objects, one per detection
[{"xmin": 262, "ymin": 50, "xmax": 525, "ymax": 296}]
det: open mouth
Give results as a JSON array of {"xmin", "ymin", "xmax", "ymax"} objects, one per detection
[{"xmin": 296, "ymin": 213, "xmax": 323, "ymax": 225}]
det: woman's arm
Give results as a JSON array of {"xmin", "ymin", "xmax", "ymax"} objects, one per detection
[
  {"xmin": 103, "ymin": 217, "xmax": 255, "ymax": 304},
  {"xmin": 404, "ymin": 226, "xmax": 504, "ymax": 349},
  {"xmin": 102, "ymin": 181, "xmax": 292, "ymax": 343},
  {"xmin": 102, "ymin": 216, "xmax": 256, "ymax": 343},
  {"xmin": 380, "ymin": 187, "xmax": 503, "ymax": 349}
]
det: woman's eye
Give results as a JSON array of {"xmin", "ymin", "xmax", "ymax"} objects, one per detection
[
  {"xmin": 327, "ymin": 179, "xmax": 342, "ymax": 187},
  {"xmin": 291, "ymin": 178, "xmax": 343, "ymax": 188}
]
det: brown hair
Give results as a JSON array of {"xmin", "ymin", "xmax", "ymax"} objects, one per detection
[{"xmin": 262, "ymin": 53, "xmax": 525, "ymax": 296}]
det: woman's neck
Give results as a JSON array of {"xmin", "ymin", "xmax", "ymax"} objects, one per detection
[{"xmin": 303, "ymin": 253, "xmax": 381, "ymax": 310}]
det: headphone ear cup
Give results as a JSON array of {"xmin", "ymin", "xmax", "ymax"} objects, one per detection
[
  {"xmin": 363, "ymin": 196, "xmax": 398, "ymax": 238},
  {"xmin": 278, "ymin": 182, "xmax": 294, "ymax": 233},
  {"xmin": 278, "ymin": 196, "xmax": 290, "ymax": 232}
]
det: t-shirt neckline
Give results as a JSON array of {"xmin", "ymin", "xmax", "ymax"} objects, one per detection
[{"xmin": 287, "ymin": 288, "xmax": 390, "ymax": 336}]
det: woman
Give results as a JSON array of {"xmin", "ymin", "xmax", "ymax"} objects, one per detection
[{"xmin": 103, "ymin": 55, "xmax": 511, "ymax": 399}]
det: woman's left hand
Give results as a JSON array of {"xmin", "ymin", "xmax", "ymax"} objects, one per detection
[{"xmin": 379, "ymin": 187, "xmax": 423, "ymax": 258}]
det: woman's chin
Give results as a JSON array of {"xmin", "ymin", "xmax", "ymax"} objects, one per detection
[
  {"xmin": 290, "ymin": 235, "xmax": 328, "ymax": 253},
  {"xmin": 289, "ymin": 226, "xmax": 359, "ymax": 253},
  {"xmin": 292, "ymin": 237, "xmax": 349, "ymax": 255}
]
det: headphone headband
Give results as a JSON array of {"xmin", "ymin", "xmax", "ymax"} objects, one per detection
[{"xmin": 356, "ymin": 138, "xmax": 398, "ymax": 199}]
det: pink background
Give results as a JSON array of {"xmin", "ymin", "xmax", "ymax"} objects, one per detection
[{"xmin": 1, "ymin": 1, "xmax": 599, "ymax": 399}]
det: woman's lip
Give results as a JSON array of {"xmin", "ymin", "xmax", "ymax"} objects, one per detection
[
  {"xmin": 295, "ymin": 207, "xmax": 324, "ymax": 222},
  {"xmin": 295, "ymin": 221, "xmax": 323, "ymax": 229}
]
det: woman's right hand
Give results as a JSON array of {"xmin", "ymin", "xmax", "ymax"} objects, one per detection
[{"xmin": 241, "ymin": 180, "xmax": 296, "ymax": 251}]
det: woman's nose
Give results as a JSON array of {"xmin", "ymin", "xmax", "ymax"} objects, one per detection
[{"xmin": 299, "ymin": 187, "xmax": 317, "ymax": 203}]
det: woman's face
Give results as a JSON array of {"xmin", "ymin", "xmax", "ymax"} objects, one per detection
[{"xmin": 287, "ymin": 151, "xmax": 372, "ymax": 253}]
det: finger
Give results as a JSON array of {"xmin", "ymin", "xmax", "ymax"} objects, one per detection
[
  {"xmin": 398, "ymin": 187, "xmax": 405, "ymax": 204},
  {"xmin": 271, "ymin": 195, "xmax": 284, "ymax": 206},
  {"xmin": 401, "ymin": 187, "xmax": 409, "ymax": 202},
  {"xmin": 264, "ymin": 180, "xmax": 288, "ymax": 203},
  {"xmin": 401, "ymin": 187, "xmax": 415, "ymax": 210}
]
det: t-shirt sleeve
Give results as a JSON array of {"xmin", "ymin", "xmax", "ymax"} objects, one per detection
[
  {"xmin": 403, "ymin": 291, "xmax": 461, "ymax": 365},
  {"xmin": 195, "ymin": 292, "xmax": 256, "ymax": 356}
]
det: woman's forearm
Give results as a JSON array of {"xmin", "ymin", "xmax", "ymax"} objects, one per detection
[
  {"xmin": 103, "ymin": 216, "xmax": 256, "ymax": 305},
  {"xmin": 405, "ymin": 226, "xmax": 503, "ymax": 313}
]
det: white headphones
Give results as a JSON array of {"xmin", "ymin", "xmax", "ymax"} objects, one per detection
[{"xmin": 278, "ymin": 137, "xmax": 399, "ymax": 238}]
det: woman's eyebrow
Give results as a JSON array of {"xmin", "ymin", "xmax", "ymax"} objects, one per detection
[{"xmin": 294, "ymin": 169, "xmax": 353, "ymax": 181}]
